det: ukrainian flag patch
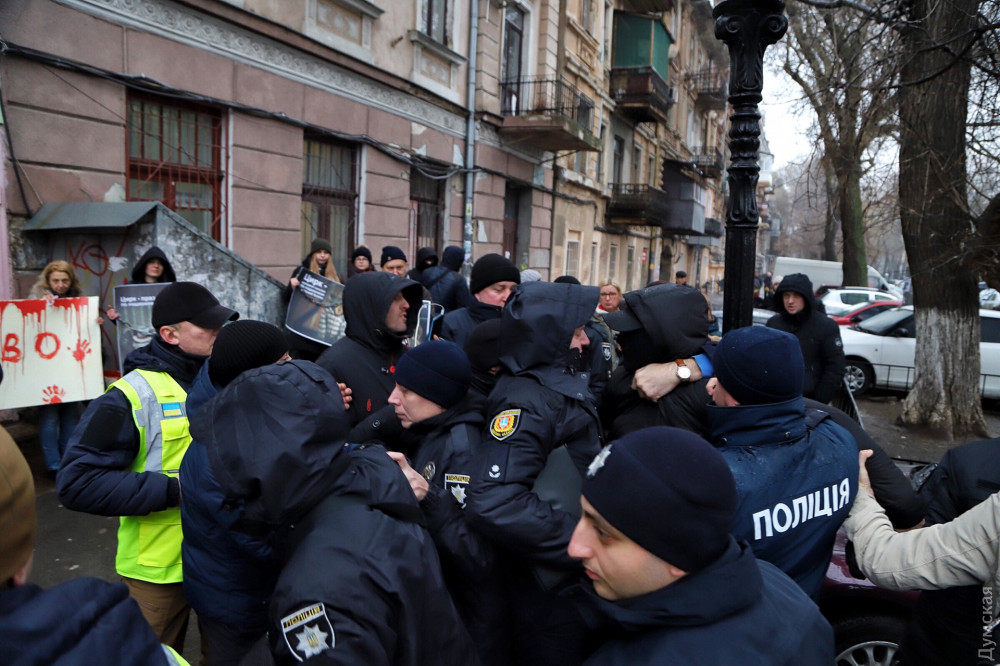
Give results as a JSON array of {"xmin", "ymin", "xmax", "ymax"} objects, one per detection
[{"xmin": 161, "ymin": 403, "xmax": 183, "ymax": 418}]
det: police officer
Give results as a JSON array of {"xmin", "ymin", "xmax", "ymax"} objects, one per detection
[
  {"xmin": 58, "ymin": 282, "xmax": 238, "ymax": 651},
  {"xmin": 467, "ymin": 280, "xmax": 603, "ymax": 666}
]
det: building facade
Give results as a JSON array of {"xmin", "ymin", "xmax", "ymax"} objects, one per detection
[{"xmin": 1, "ymin": 0, "xmax": 728, "ymax": 296}]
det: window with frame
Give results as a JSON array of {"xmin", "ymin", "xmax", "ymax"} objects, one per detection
[
  {"xmin": 127, "ymin": 94, "xmax": 223, "ymax": 240},
  {"xmin": 302, "ymin": 137, "xmax": 359, "ymax": 277},
  {"xmin": 566, "ymin": 234, "xmax": 581, "ymax": 277},
  {"xmin": 411, "ymin": 166, "xmax": 446, "ymax": 254},
  {"xmin": 626, "ymin": 245, "xmax": 635, "ymax": 291},
  {"xmin": 424, "ymin": 0, "xmax": 449, "ymax": 44},
  {"xmin": 609, "ymin": 243, "xmax": 619, "ymax": 279}
]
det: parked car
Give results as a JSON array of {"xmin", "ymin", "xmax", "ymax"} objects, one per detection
[
  {"xmin": 979, "ymin": 283, "xmax": 1000, "ymax": 310},
  {"xmin": 841, "ymin": 306, "xmax": 1000, "ymax": 396},
  {"xmin": 830, "ymin": 300, "xmax": 903, "ymax": 326},
  {"xmin": 820, "ymin": 288, "xmax": 901, "ymax": 317}
]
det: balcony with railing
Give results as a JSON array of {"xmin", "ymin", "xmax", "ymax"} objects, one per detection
[
  {"xmin": 609, "ymin": 66, "xmax": 675, "ymax": 124},
  {"xmin": 499, "ymin": 77, "xmax": 601, "ymax": 152},
  {"xmin": 691, "ymin": 147, "xmax": 725, "ymax": 179},
  {"xmin": 659, "ymin": 165, "xmax": 706, "ymax": 236},
  {"xmin": 693, "ymin": 69, "xmax": 728, "ymax": 110},
  {"xmin": 704, "ymin": 217, "xmax": 724, "ymax": 238},
  {"xmin": 606, "ymin": 183, "xmax": 672, "ymax": 226}
]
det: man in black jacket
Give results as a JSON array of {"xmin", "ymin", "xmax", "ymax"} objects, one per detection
[
  {"xmin": 467, "ymin": 280, "xmax": 603, "ymax": 666},
  {"xmin": 766, "ymin": 272, "xmax": 845, "ymax": 404},
  {"xmin": 190, "ymin": 361, "xmax": 479, "ymax": 665},
  {"xmin": 316, "ymin": 271, "xmax": 422, "ymax": 426},
  {"xmin": 420, "ymin": 245, "xmax": 473, "ymax": 312},
  {"xmin": 436, "ymin": 253, "xmax": 520, "ymax": 347}
]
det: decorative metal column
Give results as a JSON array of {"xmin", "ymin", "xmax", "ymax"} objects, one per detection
[{"xmin": 714, "ymin": 0, "xmax": 787, "ymax": 333}]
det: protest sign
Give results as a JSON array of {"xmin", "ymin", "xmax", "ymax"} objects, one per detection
[
  {"xmin": 112, "ymin": 283, "xmax": 169, "ymax": 375},
  {"xmin": 0, "ymin": 297, "xmax": 104, "ymax": 409},
  {"xmin": 285, "ymin": 270, "xmax": 346, "ymax": 346}
]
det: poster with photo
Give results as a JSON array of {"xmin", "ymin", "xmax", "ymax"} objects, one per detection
[
  {"xmin": 0, "ymin": 297, "xmax": 104, "ymax": 409},
  {"xmin": 113, "ymin": 283, "xmax": 169, "ymax": 374},
  {"xmin": 285, "ymin": 270, "xmax": 347, "ymax": 346}
]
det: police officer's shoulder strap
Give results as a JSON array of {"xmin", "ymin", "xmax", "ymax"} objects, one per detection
[{"xmin": 804, "ymin": 407, "xmax": 833, "ymax": 430}]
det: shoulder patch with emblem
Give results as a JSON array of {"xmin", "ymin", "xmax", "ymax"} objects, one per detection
[
  {"xmin": 282, "ymin": 602, "xmax": 335, "ymax": 662},
  {"xmin": 421, "ymin": 461, "xmax": 436, "ymax": 481},
  {"xmin": 601, "ymin": 342, "xmax": 612, "ymax": 362},
  {"xmin": 489, "ymin": 409, "xmax": 521, "ymax": 441},
  {"xmin": 445, "ymin": 473, "xmax": 470, "ymax": 508}
]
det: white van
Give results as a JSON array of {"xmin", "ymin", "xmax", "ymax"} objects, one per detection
[{"xmin": 771, "ymin": 257, "xmax": 902, "ymax": 298}]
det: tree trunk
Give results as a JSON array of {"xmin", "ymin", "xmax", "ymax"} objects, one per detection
[
  {"xmin": 897, "ymin": 0, "xmax": 987, "ymax": 438},
  {"xmin": 823, "ymin": 161, "xmax": 839, "ymax": 261},
  {"xmin": 839, "ymin": 160, "xmax": 868, "ymax": 287}
]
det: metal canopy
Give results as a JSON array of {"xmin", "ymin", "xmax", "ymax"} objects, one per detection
[{"xmin": 22, "ymin": 202, "xmax": 161, "ymax": 231}]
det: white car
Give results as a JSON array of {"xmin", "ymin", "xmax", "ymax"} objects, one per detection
[
  {"xmin": 841, "ymin": 306, "xmax": 1000, "ymax": 397},
  {"xmin": 820, "ymin": 288, "xmax": 900, "ymax": 317},
  {"xmin": 980, "ymin": 287, "xmax": 1000, "ymax": 310}
]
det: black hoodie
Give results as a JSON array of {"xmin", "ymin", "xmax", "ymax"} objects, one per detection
[
  {"xmin": 316, "ymin": 272, "xmax": 423, "ymax": 425},
  {"xmin": 601, "ymin": 284, "xmax": 712, "ymax": 439},
  {"xmin": 766, "ymin": 273, "xmax": 846, "ymax": 404},
  {"xmin": 189, "ymin": 361, "xmax": 479, "ymax": 665},
  {"xmin": 130, "ymin": 246, "xmax": 176, "ymax": 283}
]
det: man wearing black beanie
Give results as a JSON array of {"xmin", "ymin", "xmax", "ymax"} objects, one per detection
[
  {"xmin": 568, "ymin": 427, "xmax": 833, "ymax": 665},
  {"xmin": 705, "ymin": 326, "xmax": 858, "ymax": 599},
  {"xmin": 435, "ymin": 253, "xmax": 520, "ymax": 347}
]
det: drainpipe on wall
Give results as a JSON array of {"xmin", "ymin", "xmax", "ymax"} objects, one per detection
[{"xmin": 462, "ymin": 0, "xmax": 479, "ymax": 277}]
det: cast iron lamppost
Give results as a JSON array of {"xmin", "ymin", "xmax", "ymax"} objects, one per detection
[{"xmin": 714, "ymin": 0, "xmax": 788, "ymax": 333}]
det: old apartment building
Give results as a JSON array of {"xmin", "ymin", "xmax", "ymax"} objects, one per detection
[{"xmin": 1, "ymin": 0, "xmax": 728, "ymax": 295}]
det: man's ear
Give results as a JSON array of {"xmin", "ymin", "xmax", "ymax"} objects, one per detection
[
  {"xmin": 159, "ymin": 324, "xmax": 181, "ymax": 346},
  {"xmin": 10, "ymin": 553, "xmax": 33, "ymax": 587}
]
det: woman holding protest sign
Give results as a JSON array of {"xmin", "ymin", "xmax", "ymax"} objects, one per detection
[
  {"xmin": 284, "ymin": 239, "xmax": 343, "ymax": 361},
  {"xmin": 29, "ymin": 261, "xmax": 87, "ymax": 477}
]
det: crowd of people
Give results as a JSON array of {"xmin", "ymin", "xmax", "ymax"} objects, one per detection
[{"xmin": 1, "ymin": 246, "xmax": 998, "ymax": 666}]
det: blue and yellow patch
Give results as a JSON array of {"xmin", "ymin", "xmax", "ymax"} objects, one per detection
[
  {"xmin": 489, "ymin": 409, "xmax": 521, "ymax": 441},
  {"xmin": 161, "ymin": 403, "xmax": 183, "ymax": 418}
]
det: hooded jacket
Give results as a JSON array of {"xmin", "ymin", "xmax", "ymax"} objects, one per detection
[
  {"xmin": 0, "ymin": 578, "xmax": 177, "ymax": 665},
  {"xmin": 189, "ymin": 360, "xmax": 479, "ymax": 665},
  {"xmin": 420, "ymin": 246, "xmax": 473, "ymax": 312},
  {"xmin": 316, "ymin": 272, "xmax": 423, "ymax": 426},
  {"xmin": 58, "ymin": 336, "xmax": 202, "ymax": 517},
  {"xmin": 467, "ymin": 282, "xmax": 603, "ymax": 579},
  {"xmin": 600, "ymin": 284, "xmax": 712, "ymax": 439},
  {"xmin": 766, "ymin": 273, "xmax": 845, "ymax": 403},
  {"xmin": 575, "ymin": 539, "xmax": 833, "ymax": 665},
  {"xmin": 131, "ymin": 246, "xmax": 177, "ymax": 284},
  {"xmin": 706, "ymin": 397, "xmax": 859, "ymax": 598},
  {"xmin": 407, "ymin": 246, "xmax": 439, "ymax": 281}
]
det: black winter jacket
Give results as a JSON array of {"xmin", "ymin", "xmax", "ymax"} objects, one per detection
[
  {"xmin": 130, "ymin": 245, "xmax": 177, "ymax": 283},
  {"xmin": 190, "ymin": 360, "xmax": 479, "ymax": 665},
  {"xmin": 600, "ymin": 284, "xmax": 711, "ymax": 439},
  {"xmin": 419, "ymin": 247, "xmax": 472, "ymax": 312},
  {"xmin": 467, "ymin": 282, "xmax": 603, "ymax": 586},
  {"xmin": 316, "ymin": 272, "xmax": 423, "ymax": 426},
  {"xmin": 575, "ymin": 539, "xmax": 833, "ymax": 665},
  {"xmin": 57, "ymin": 336, "xmax": 202, "ymax": 515},
  {"xmin": 767, "ymin": 273, "xmax": 846, "ymax": 403},
  {"xmin": 436, "ymin": 299, "xmax": 502, "ymax": 348}
]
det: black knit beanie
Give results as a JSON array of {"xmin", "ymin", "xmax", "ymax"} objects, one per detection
[
  {"xmin": 554, "ymin": 275, "xmax": 581, "ymax": 285},
  {"xmin": 583, "ymin": 426, "xmax": 737, "ymax": 573},
  {"xmin": 464, "ymin": 319, "xmax": 502, "ymax": 373},
  {"xmin": 351, "ymin": 246, "xmax": 373, "ymax": 263},
  {"xmin": 381, "ymin": 245, "xmax": 407, "ymax": 266},
  {"xmin": 209, "ymin": 320, "xmax": 289, "ymax": 387},
  {"xmin": 393, "ymin": 340, "xmax": 471, "ymax": 409},
  {"xmin": 470, "ymin": 254, "xmax": 520, "ymax": 294},
  {"xmin": 310, "ymin": 238, "xmax": 333, "ymax": 254},
  {"xmin": 714, "ymin": 326, "xmax": 804, "ymax": 405}
]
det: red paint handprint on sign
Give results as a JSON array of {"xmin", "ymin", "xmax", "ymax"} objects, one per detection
[
  {"xmin": 42, "ymin": 385, "xmax": 65, "ymax": 404},
  {"xmin": 72, "ymin": 339, "xmax": 92, "ymax": 362}
]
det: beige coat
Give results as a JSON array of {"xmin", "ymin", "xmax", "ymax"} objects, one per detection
[{"xmin": 845, "ymin": 489, "xmax": 1000, "ymax": 628}]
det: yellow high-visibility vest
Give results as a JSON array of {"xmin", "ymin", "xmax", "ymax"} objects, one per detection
[{"xmin": 110, "ymin": 369, "xmax": 190, "ymax": 583}]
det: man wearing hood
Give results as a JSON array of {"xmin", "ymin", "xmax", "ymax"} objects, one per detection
[
  {"xmin": 189, "ymin": 361, "xmax": 479, "ymax": 665},
  {"xmin": 766, "ymin": 272, "xmax": 845, "ymax": 404},
  {"xmin": 420, "ymin": 245, "xmax": 473, "ymax": 312},
  {"xmin": 600, "ymin": 284, "xmax": 713, "ymax": 439},
  {"xmin": 58, "ymin": 282, "xmax": 239, "ymax": 651},
  {"xmin": 568, "ymin": 427, "xmax": 833, "ymax": 665},
  {"xmin": 316, "ymin": 271, "xmax": 422, "ymax": 426},
  {"xmin": 467, "ymin": 280, "xmax": 603, "ymax": 666},
  {"xmin": 436, "ymin": 253, "xmax": 520, "ymax": 347},
  {"xmin": 407, "ymin": 246, "xmax": 438, "ymax": 281}
]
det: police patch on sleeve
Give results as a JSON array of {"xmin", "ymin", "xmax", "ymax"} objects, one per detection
[
  {"xmin": 489, "ymin": 409, "xmax": 521, "ymax": 441},
  {"xmin": 445, "ymin": 473, "xmax": 470, "ymax": 508},
  {"xmin": 282, "ymin": 602, "xmax": 335, "ymax": 662},
  {"xmin": 602, "ymin": 342, "xmax": 612, "ymax": 362}
]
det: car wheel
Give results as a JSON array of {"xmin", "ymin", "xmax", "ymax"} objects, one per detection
[
  {"xmin": 834, "ymin": 615, "xmax": 905, "ymax": 666},
  {"xmin": 844, "ymin": 358, "xmax": 874, "ymax": 396}
]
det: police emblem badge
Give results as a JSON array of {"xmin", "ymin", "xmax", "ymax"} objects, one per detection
[
  {"xmin": 601, "ymin": 342, "xmax": 612, "ymax": 362},
  {"xmin": 445, "ymin": 473, "xmax": 470, "ymax": 508},
  {"xmin": 282, "ymin": 602, "xmax": 335, "ymax": 661},
  {"xmin": 489, "ymin": 409, "xmax": 521, "ymax": 441},
  {"xmin": 421, "ymin": 461, "xmax": 436, "ymax": 481}
]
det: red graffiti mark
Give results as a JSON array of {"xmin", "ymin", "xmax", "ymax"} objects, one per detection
[
  {"xmin": 2, "ymin": 333, "xmax": 21, "ymax": 363},
  {"xmin": 35, "ymin": 332, "xmax": 61, "ymax": 360},
  {"xmin": 42, "ymin": 385, "xmax": 65, "ymax": 404},
  {"xmin": 9, "ymin": 300, "xmax": 48, "ymax": 319},
  {"xmin": 67, "ymin": 240, "xmax": 111, "ymax": 278},
  {"xmin": 72, "ymin": 339, "xmax": 92, "ymax": 361}
]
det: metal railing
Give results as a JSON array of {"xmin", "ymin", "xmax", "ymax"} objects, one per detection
[{"xmin": 500, "ymin": 77, "xmax": 596, "ymax": 134}]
